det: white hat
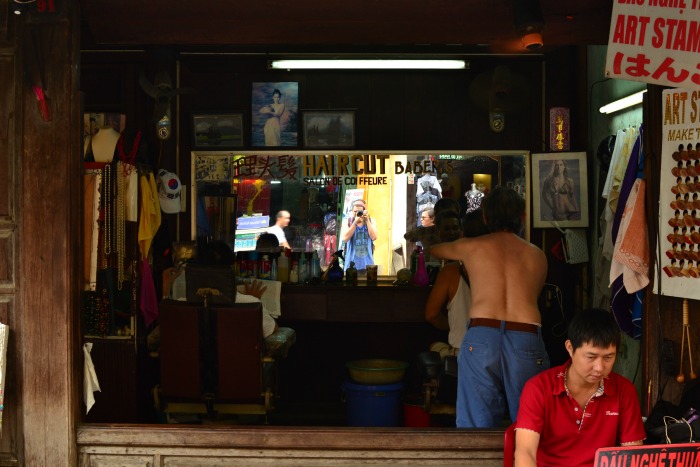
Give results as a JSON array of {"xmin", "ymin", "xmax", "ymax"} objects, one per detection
[{"xmin": 158, "ymin": 169, "xmax": 182, "ymax": 214}]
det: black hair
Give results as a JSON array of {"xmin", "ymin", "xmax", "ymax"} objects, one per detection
[
  {"xmin": 567, "ymin": 308, "xmax": 621, "ymax": 351},
  {"xmin": 462, "ymin": 208, "xmax": 490, "ymax": 238},
  {"xmin": 256, "ymin": 233, "xmax": 281, "ymax": 252},
  {"xmin": 272, "ymin": 89, "xmax": 281, "ymax": 97},
  {"xmin": 434, "ymin": 197, "xmax": 461, "ymax": 216},
  {"xmin": 482, "ymin": 186, "xmax": 524, "ymax": 233},
  {"xmin": 435, "ymin": 210, "xmax": 461, "ymax": 229},
  {"xmin": 198, "ymin": 240, "xmax": 235, "ymax": 265}
]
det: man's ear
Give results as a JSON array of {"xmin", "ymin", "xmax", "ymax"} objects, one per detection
[{"xmin": 565, "ymin": 340, "xmax": 574, "ymax": 357}]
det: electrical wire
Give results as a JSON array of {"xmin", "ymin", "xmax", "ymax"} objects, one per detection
[{"xmin": 544, "ymin": 282, "xmax": 567, "ymax": 337}]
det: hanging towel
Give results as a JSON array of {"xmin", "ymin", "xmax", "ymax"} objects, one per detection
[
  {"xmin": 83, "ymin": 342, "xmax": 101, "ymax": 415},
  {"xmin": 610, "ymin": 178, "xmax": 649, "ymax": 293}
]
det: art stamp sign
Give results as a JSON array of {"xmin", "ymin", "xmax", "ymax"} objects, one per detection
[{"xmin": 606, "ymin": 0, "xmax": 700, "ymax": 89}]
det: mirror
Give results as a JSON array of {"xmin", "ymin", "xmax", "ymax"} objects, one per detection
[{"xmin": 191, "ymin": 151, "xmax": 530, "ymax": 276}]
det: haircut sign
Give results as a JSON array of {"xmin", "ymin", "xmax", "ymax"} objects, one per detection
[
  {"xmin": 655, "ymin": 88, "xmax": 700, "ymax": 299},
  {"xmin": 606, "ymin": 1, "xmax": 700, "ymax": 89},
  {"xmin": 301, "ymin": 155, "xmax": 453, "ymax": 186}
]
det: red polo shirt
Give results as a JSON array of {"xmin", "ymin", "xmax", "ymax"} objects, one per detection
[{"xmin": 515, "ymin": 360, "xmax": 646, "ymax": 467}]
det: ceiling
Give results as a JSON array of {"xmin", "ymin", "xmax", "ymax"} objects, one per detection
[{"xmin": 79, "ymin": 0, "xmax": 613, "ymax": 55}]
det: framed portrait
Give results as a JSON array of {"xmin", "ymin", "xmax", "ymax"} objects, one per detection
[
  {"xmin": 532, "ymin": 152, "xmax": 588, "ymax": 228},
  {"xmin": 192, "ymin": 114, "xmax": 244, "ymax": 149},
  {"xmin": 251, "ymin": 82, "xmax": 299, "ymax": 147},
  {"xmin": 302, "ymin": 110, "xmax": 356, "ymax": 149}
]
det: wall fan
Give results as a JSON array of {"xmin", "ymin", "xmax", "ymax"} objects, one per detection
[{"xmin": 468, "ymin": 65, "xmax": 531, "ymax": 133}]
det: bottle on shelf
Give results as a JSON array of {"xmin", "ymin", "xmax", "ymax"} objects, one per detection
[
  {"xmin": 270, "ymin": 256, "xmax": 278, "ymax": 281},
  {"xmin": 413, "ymin": 246, "xmax": 430, "ymax": 287},
  {"xmin": 260, "ymin": 255, "xmax": 271, "ymax": 279},
  {"xmin": 346, "ymin": 261, "xmax": 358, "ymax": 286},
  {"xmin": 299, "ymin": 253, "xmax": 307, "ymax": 283},
  {"xmin": 311, "ymin": 250, "xmax": 321, "ymax": 278},
  {"xmin": 277, "ymin": 249, "xmax": 289, "ymax": 283}
]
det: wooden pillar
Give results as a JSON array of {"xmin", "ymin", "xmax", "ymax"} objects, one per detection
[{"xmin": 12, "ymin": 1, "xmax": 80, "ymax": 464}]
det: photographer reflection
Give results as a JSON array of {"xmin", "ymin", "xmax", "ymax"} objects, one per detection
[{"xmin": 341, "ymin": 199, "xmax": 378, "ymax": 273}]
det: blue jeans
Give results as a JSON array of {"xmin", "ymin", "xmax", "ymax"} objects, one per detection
[{"xmin": 456, "ymin": 320, "xmax": 549, "ymax": 428}]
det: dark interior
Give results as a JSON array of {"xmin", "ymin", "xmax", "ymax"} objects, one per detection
[{"xmin": 77, "ymin": 0, "xmax": 600, "ymax": 427}]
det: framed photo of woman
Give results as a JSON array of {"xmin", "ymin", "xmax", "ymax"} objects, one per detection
[
  {"xmin": 532, "ymin": 152, "xmax": 588, "ymax": 228},
  {"xmin": 251, "ymin": 82, "xmax": 299, "ymax": 147}
]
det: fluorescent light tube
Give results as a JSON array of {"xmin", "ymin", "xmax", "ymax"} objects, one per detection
[
  {"xmin": 599, "ymin": 90, "xmax": 647, "ymax": 114},
  {"xmin": 269, "ymin": 59, "xmax": 467, "ymax": 70}
]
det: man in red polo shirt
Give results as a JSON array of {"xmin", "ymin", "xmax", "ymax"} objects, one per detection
[{"xmin": 514, "ymin": 308, "xmax": 646, "ymax": 467}]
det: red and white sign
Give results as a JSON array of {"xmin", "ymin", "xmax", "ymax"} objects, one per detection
[
  {"xmin": 605, "ymin": 0, "xmax": 700, "ymax": 89},
  {"xmin": 594, "ymin": 443, "xmax": 700, "ymax": 466}
]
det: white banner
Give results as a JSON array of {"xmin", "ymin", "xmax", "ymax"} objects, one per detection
[
  {"xmin": 606, "ymin": 2, "xmax": 700, "ymax": 89},
  {"xmin": 654, "ymin": 88, "xmax": 700, "ymax": 299}
]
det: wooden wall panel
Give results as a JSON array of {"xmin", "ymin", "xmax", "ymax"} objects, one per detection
[
  {"xmin": 0, "ymin": 10, "xmax": 18, "ymax": 463},
  {"xmin": 0, "ymin": 1, "xmax": 8, "ymax": 45},
  {"xmin": 0, "ymin": 232, "xmax": 13, "ymax": 288},
  {"xmin": 0, "ymin": 54, "xmax": 12, "ymax": 220},
  {"xmin": 78, "ymin": 425, "xmax": 505, "ymax": 466},
  {"xmin": 15, "ymin": 2, "xmax": 81, "ymax": 464}
]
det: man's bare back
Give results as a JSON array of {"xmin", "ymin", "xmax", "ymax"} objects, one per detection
[{"xmin": 431, "ymin": 231, "xmax": 547, "ymax": 324}]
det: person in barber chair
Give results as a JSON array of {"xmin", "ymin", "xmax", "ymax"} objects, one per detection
[
  {"xmin": 424, "ymin": 210, "xmax": 488, "ymax": 359},
  {"xmin": 161, "ymin": 240, "xmax": 278, "ymax": 339}
]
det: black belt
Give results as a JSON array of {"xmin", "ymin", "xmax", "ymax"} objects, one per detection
[{"xmin": 468, "ymin": 317, "xmax": 539, "ymax": 334}]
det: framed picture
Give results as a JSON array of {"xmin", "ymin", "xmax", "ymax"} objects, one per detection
[
  {"xmin": 192, "ymin": 114, "xmax": 244, "ymax": 149},
  {"xmin": 251, "ymin": 82, "xmax": 299, "ymax": 147},
  {"xmin": 532, "ymin": 152, "xmax": 588, "ymax": 228},
  {"xmin": 302, "ymin": 110, "xmax": 356, "ymax": 148}
]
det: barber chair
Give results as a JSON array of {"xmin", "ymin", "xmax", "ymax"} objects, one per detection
[
  {"xmin": 416, "ymin": 351, "xmax": 458, "ymax": 417},
  {"xmin": 154, "ymin": 299, "xmax": 276, "ymax": 422}
]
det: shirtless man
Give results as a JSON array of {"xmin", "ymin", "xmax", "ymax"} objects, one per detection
[{"xmin": 430, "ymin": 186, "xmax": 550, "ymax": 428}]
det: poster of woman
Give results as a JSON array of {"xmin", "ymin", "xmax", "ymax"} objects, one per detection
[
  {"xmin": 532, "ymin": 152, "xmax": 588, "ymax": 228},
  {"xmin": 251, "ymin": 82, "xmax": 299, "ymax": 147}
]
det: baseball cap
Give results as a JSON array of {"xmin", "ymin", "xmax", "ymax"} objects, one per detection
[{"xmin": 158, "ymin": 169, "xmax": 182, "ymax": 214}]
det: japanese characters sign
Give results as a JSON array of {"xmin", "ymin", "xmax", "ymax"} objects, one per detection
[
  {"xmin": 606, "ymin": 1, "xmax": 700, "ymax": 89},
  {"xmin": 654, "ymin": 88, "xmax": 700, "ymax": 299}
]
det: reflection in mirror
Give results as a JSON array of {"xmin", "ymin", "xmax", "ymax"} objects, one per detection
[{"xmin": 191, "ymin": 151, "xmax": 529, "ymax": 277}]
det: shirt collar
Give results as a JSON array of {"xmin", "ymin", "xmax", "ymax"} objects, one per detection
[{"xmin": 553, "ymin": 359, "xmax": 615, "ymax": 397}]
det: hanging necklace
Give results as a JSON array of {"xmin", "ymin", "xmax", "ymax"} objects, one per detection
[
  {"xmin": 116, "ymin": 161, "xmax": 126, "ymax": 289},
  {"xmin": 102, "ymin": 164, "xmax": 113, "ymax": 258},
  {"xmin": 117, "ymin": 131, "xmax": 140, "ymax": 176}
]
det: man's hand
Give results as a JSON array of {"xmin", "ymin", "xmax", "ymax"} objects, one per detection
[{"xmin": 243, "ymin": 279, "xmax": 267, "ymax": 299}]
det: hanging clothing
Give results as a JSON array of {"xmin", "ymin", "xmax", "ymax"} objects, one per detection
[
  {"xmin": 610, "ymin": 179, "xmax": 649, "ymax": 293},
  {"xmin": 609, "ymin": 127, "xmax": 645, "ymax": 339},
  {"xmin": 138, "ymin": 172, "xmax": 161, "ymax": 260},
  {"xmin": 416, "ymin": 174, "xmax": 442, "ymax": 226},
  {"xmin": 594, "ymin": 127, "xmax": 640, "ymax": 308}
]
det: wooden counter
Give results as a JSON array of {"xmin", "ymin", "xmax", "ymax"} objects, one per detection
[{"xmin": 280, "ymin": 283, "xmax": 432, "ymax": 322}]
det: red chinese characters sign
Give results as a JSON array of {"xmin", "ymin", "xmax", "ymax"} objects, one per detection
[{"xmin": 605, "ymin": 0, "xmax": 700, "ymax": 89}]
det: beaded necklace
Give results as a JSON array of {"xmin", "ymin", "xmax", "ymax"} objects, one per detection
[
  {"xmin": 102, "ymin": 164, "xmax": 113, "ymax": 257},
  {"xmin": 116, "ymin": 161, "xmax": 126, "ymax": 289}
]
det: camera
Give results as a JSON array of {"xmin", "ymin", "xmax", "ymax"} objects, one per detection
[{"xmin": 356, "ymin": 210, "xmax": 364, "ymax": 217}]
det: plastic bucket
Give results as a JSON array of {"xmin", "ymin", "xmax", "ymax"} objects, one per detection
[{"xmin": 341, "ymin": 381, "xmax": 404, "ymax": 427}]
